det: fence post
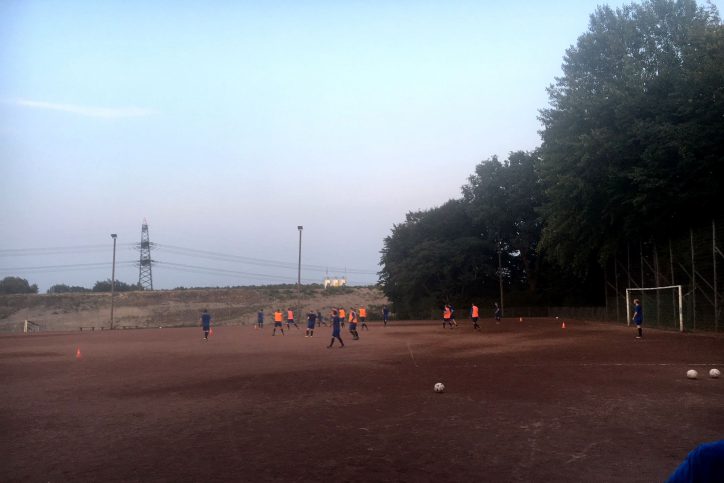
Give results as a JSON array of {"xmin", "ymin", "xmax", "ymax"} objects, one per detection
[
  {"xmin": 714, "ymin": 219, "xmax": 718, "ymax": 332},
  {"xmin": 691, "ymin": 228, "xmax": 696, "ymax": 331}
]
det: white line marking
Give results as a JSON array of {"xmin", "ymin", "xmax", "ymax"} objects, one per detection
[{"xmin": 407, "ymin": 342, "xmax": 418, "ymax": 367}]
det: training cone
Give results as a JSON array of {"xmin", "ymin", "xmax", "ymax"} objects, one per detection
[
  {"xmin": 519, "ymin": 317, "xmax": 523, "ymax": 322},
  {"xmin": 561, "ymin": 321, "xmax": 566, "ymax": 329},
  {"xmin": 210, "ymin": 328, "xmax": 214, "ymax": 336},
  {"xmin": 75, "ymin": 347, "xmax": 82, "ymax": 359}
]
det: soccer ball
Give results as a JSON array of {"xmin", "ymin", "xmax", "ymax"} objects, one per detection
[
  {"xmin": 434, "ymin": 382, "xmax": 445, "ymax": 393},
  {"xmin": 686, "ymin": 369, "xmax": 698, "ymax": 379},
  {"xmin": 710, "ymin": 368, "xmax": 721, "ymax": 379}
]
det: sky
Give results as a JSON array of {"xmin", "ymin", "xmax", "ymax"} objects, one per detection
[{"xmin": 4, "ymin": 0, "xmax": 713, "ymax": 291}]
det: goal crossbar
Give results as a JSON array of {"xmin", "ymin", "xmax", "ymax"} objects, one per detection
[{"xmin": 625, "ymin": 285, "xmax": 684, "ymax": 332}]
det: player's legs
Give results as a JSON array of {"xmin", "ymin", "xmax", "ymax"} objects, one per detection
[{"xmin": 636, "ymin": 323, "xmax": 643, "ymax": 338}]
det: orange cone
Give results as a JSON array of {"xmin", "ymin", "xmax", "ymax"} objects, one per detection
[
  {"xmin": 210, "ymin": 328, "xmax": 214, "ymax": 336},
  {"xmin": 76, "ymin": 347, "xmax": 82, "ymax": 359},
  {"xmin": 561, "ymin": 321, "xmax": 566, "ymax": 329}
]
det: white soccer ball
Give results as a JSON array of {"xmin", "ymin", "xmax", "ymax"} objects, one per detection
[
  {"xmin": 434, "ymin": 382, "xmax": 445, "ymax": 393},
  {"xmin": 709, "ymin": 368, "xmax": 721, "ymax": 379},
  {"xmin": 686, "ymin": 369, "xmax": 698, "ymax": 379}
]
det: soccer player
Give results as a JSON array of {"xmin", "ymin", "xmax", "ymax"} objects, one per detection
[
  {"xmin": 382, "ymin": 305, "xmax": 390, "ymax": 327},
  {"xmin": 257, "ymin": 308, "xmax": 264, "ymax": 330},
  {"xmin": 348, "ymin": 308, "xmax": 359, "ymax": 340},
  {"xmin": 632, "ymin": 298, "xmax": 643, "ymax": 339},
  {"xmin": 338, "ymin": 308, "xmax": 346, "ymax": 328},
  {"xmin": 316, "ymin": 310, "xmax": 327, "ymax": 327},
  {"xmin": 327, "ymin": 309, "xmax": 344, "ymax": 348},
  {"xmin": 286, "ymin": 307, "xmax": 299, "ymax": 330},
  {"xmin": 443, "ymin": 305, "xmax": 453, "ymax": 329},
  {"xmin": 306, "ymin": 311, "xmax": 317, "ymax": 337},
  {"xmin": 200, "ymin": 309, "xmax": 212, "ymax": 340},
  {"xmin": 273, "ymin": 309, "xmax": 285, "ymax": 336},
  {"xmin": 471, "ymin": 303, "xmax": 480, "ymax": 330},
  {"xmin": 359, "ymin": 306, "xmax": 369, "ymax": 330},
  {"xmin": 449, "ymin": 304, "xmax": 458, "ymax": 327},
  {"xmin": 666, "ymin": 440, "xmax": 724, "ymax": 482},
  {"xmin": 494, "ymin": 302, "xmax": 501, "ymax": 323}
]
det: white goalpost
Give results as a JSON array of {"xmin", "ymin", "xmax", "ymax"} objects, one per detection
[{"xmin": 625, "ymin": 285, "xmax": 684, "ymax": 332}]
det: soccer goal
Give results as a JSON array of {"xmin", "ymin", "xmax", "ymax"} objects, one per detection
[
  {"xmin": 625, "ymin": 285, "xmax": 684, "ymax": 332},
  {"xmin": 23, "ymin": 320, "xmax": 42, "ymax": 333}
]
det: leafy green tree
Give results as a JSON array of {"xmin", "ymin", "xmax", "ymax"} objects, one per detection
[
  {"xmin": 47, "ymin": 284, "xmax": 91, "ymax": 294},
  {"xmin": 538, "ymin": 0, "xmax": 724, "ymax": 270},
  {"xmin": 0, "ymin": 276, "xmax": 39, "ymax": 294},
  {"xmin": 92, "ymin": 279, "xmax": 141, "ymax": 292},
  {"xmin": 379, "ymin": 199, "xmax": 496, "ymax": 317},
  {"xmin": 462, "ymin": 151, "xmax": 544, "ymax": 293}
]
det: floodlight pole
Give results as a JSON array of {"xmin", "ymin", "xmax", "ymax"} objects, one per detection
[
  {"xmin": 498, "ymin": 241, "xmax": 504, "ymax": 317},
  {"xmin": 297, "ymin": 226, "xmax": 303, "ymax": 314},
  {"xmin": 110, "ymin": 234, "xmax": 117, "ymax": 330}
]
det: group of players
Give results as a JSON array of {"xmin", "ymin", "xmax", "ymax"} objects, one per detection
[
  {"xmin": 199, "ymin": 305, "xmax": 392, "ymax": 348},
  {"xmin": 443, "ymin": 302, "xmax": 502, "ymax": 330}
]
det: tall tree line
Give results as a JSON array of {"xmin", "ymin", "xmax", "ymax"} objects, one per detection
[{"xmin": 379, "ymin": 0, "xmax": 723, "ymax": 317}]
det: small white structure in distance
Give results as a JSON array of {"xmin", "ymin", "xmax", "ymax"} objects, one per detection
[{"xmin": 324, "ymin": 277, "xmax": 347, "ymax": 288}]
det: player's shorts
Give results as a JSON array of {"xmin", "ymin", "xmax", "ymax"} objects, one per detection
[
  {"xmin": 472, "ymin": 317, "xmax": 478, "ymax": 322},
  {"xmin": 287, "ymin": 319, "xmax": 294, "ymax": 325},
  {"xmin": 274, "ymin": 322, "xmax": 282, "ymax": 327},
  {"xmin": 332, "ymin": 328, "xmax": 341, "ymax": 337},
  {"xmin": 307, "ymin": 321, "xmax": 315, "ymax": 329},
  {"xmin": 443, "ymin": 317, "xmax": 451, "ymax": 322},
  {"xmin": 202, "ymin": 324, "xmax": 210, "ymax": 331},
  {"xmin": 349, "ymin": 323, "xmax": 357, "ymax": 330},
  {"xmin": 360, "ymin": 317, "xmax": 366, "ymax": 322}
]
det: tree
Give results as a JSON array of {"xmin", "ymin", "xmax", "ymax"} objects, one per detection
[
  {"xmin": 92, "ymin": 280, "xmax": 141, "ymax": 292},
  {"xmin": 462, "ymin": 151, "xmax": 544, "ymax": 293},
  {"xmin": 538, "ymin": 0, "xmax": 724, "ymax": 270},
  {"xmin": 379, "ymin": 199, "xmax": 496, "ymax": 317},
  {"xmin": 47, "ymin": 284, "xmax": 91, "ymax": 294},
  {"xmin": 0, "ymin": 276, "xmax": 39, "ymax": 294}
]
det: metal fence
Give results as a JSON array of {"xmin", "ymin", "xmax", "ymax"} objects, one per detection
[{"xmin": 602, "ymin": 217, "xmax": 723, "ymax": 332}]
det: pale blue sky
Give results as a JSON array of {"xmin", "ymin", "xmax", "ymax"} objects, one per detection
[{"xmin": 3, "ymin": 0, "xmax": 712, "ymax": 291}]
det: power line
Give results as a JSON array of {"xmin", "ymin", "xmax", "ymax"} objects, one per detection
[
  {"xmin": 155, "ymin": 261, "xmax": 319, "ymax": 283},
  {"xmin": 154, "ymin": 243, "xmax": 378, "ymax": 275},
  {"xmin": 0, "ymin": 243, "xmax": 136, "ymax": 256},
  {"xmin": 0, "ymin": 261, "xmax": 136, "ymax": 273}
]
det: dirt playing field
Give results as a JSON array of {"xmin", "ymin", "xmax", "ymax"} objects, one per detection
[{"xmin": 2, "ymin": 318, "xmax": 723, "ymax": 482}]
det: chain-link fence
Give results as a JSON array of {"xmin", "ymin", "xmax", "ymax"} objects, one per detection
[{"xmin": 601, "ymin": 217, "xmax": 723, "ymax": 332}]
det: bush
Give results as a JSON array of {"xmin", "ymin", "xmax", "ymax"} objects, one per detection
[{"xmin": 0, "ymin": 276, "xmax": 38, "ymax": 294}]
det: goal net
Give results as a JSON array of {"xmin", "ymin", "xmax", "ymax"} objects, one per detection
[{"xmin": 626, "ymin": 285, "xmax": 683, "ymax": 332}]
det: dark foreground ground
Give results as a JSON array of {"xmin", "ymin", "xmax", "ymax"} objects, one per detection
[{"xmin": 1, "ymin": 318, "xmax": 723, "ymax": 482}]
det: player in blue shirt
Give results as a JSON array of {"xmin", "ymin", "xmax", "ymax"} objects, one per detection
[
  {"xmin": 632, "ymin": 298, "xmax": 643, "ymax": 339},
  {"xmin": 257, "ymin": 309, "xmax": 264, "ymax": 330},
  {"xmin": 327, "ymin": 309, "xmax": 344, "ymax": 348},
  {"xmin": 382, "ymin": 306, "xmax": 390, "ymax": 327},
  {"xmin": 667, "ymin": 440, "xmax": 724, "ymax": 482},
  {"xmin": 200, "ymin": 309, "xmax": 212, "ymax": 341},
  {"xmin": 305, "ymin": 311, "xmax": 317, "ymax": 337},
  {"xmin": 316, "ymin": 310, "xmax": 326, "ymax": 327}
]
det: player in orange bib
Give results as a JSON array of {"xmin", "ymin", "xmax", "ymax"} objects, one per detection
[
  {"xmin": 273, "ymin": 309, "xmax": 285, "ymax": 336},
  {"xmin": 470, "ymin": 303, "xmax": 480, "ymax": 330},
  {"xmin": 359, "ymin": 306, "xmax": 369, "ymax": 330},
  {"xmin": 443, "ymin": 304, "xmax": 453, "ymax": 329},
  {"xmin": 348, "ymin": 308, "xmax": 359, "ymax": 340},
  {"xmin": 286, "ymin": 308, "xmax": 299, "ymax": 330},
  {"xmin": 338, "ymin": 308, "xmax": 346, "ymax": 328}
]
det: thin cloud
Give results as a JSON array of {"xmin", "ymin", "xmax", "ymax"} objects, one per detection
[{"xmin": 9, "ymin": 98, "xmax": 156, "ymax": 119}]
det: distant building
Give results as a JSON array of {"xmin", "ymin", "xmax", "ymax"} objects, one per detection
[{"xmin": 323, "ymin": 276, "xmax": 347, "ymax": 288}]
